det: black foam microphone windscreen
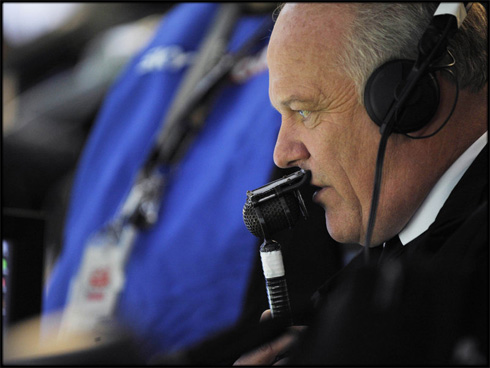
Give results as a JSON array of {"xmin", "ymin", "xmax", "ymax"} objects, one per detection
[
  {"xmin": 242, "ymin": 170, "xmax": 310, "ymax": 239},
  {"xmin": 243, "ymin": 191, "xmax": 301, "ymax": 238}
]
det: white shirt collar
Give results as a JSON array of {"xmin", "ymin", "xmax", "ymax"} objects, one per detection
[{"xmin": 398, "ymin": 131, "xmax": 488, "ymax": 245}]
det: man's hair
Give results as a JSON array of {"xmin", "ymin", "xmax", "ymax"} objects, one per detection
[{"xmin": 339, "ymin": 3, "xmax": 488, "ymax": 104}]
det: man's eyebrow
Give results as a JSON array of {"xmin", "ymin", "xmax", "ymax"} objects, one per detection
[
  {"xmin": 269, "ymin": 96, "xmax": 314, "ymax": 111},
  {"xmin": 281, "ymin": 97, "xmax": 310, "ymax": 107}
]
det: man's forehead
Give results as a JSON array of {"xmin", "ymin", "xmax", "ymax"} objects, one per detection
[
  {"xmin": 268, "ymin": 4, "xmax": 352, "ymax": 66},
  {"xmin": 276, "ymin": 3, "xmax": 352, "ymax": 28},
  {"xmin": 271, "ymin": 3, "xmax": 353, "ymax": 52}
]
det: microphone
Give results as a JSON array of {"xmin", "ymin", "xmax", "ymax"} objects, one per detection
[{"xmin": 243, "ymin": 169, "xmax": 311, "ymax": 324}]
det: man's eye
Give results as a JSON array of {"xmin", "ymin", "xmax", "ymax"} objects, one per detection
[{"xmin": 298, "ymin": 110, "xmax": 311, "ymax": 119}]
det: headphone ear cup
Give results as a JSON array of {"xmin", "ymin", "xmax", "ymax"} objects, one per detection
[{"xmin": 364, "ymin": 59, "xmax": 440, "ymax": 134}]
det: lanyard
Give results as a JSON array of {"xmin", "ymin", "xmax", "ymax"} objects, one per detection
[{"xmin": 59, "ymin": 6, "xmax": 273, "ymax": 339}]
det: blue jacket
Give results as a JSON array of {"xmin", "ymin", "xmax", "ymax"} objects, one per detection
[{"xmin": 43, "ymin": 3, "xmax": 281, "ymax": 357}]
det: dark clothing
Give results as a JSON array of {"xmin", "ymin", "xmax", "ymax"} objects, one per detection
[{"xmin": 292, "ymin": 144, "xmax": 489, "ymax": 365}]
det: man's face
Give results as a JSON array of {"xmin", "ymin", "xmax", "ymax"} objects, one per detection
[{"xmin": 267, "ymin": 4, "xmax": 420, "ymax": 245}]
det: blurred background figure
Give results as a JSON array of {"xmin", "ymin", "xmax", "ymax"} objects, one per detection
[
  {"xmin": 3, "ymin": 3, "xmax": 347, "ymax": 364},
  {"xmin": 3, "ymin": 2, "xmax": 173, "ymax": 279},
  {"xmin": 3, "ymin": 3, "xmax": 82, "ymax": 48}
]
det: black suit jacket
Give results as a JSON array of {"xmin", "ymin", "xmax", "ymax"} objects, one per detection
[{"xmin": 291, "ymin": 144, "xmax": 489, "ymax": 366}]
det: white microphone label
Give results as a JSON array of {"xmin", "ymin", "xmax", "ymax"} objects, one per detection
[{"xmin": 260, "ymin": 250, "xmax": 285, "ymax": 278}]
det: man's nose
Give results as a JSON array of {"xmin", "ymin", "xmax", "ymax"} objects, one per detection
[{"xmin": 273, "ymin": 122, "xmax": 310, "ymax": 168}]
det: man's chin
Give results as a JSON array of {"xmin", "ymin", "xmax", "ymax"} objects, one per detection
[{"xmin": 325, "ymin": 219, "xmax": 360, "ymax": 246}]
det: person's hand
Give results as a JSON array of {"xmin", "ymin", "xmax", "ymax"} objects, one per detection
[{"xmin": 233, "ymin": 310, "xmax": 306, "ymax": 366}]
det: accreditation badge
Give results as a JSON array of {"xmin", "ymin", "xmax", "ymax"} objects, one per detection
[{"xmin": 58, "ymin": 239, "xmax": 125, "ymax": 340}]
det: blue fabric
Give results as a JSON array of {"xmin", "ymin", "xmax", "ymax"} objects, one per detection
[{"xmin": 43, "ymin": 3, "xmax": 281, "ymax": 357}]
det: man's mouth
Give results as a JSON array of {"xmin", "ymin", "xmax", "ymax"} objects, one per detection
[
  {"xmin": 309, "ymin": 180, "xmax": 326, "ymax": 203},
  {"xmin": 312, "ymin": 187, "xmax": 324, "ymax": 203}
]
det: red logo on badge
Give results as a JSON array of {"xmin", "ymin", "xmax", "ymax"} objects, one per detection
[{"xmin": 89, "ymin": 268, "xmax": 110, "ymax": 288}]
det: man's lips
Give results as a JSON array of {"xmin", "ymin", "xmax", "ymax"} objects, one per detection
[
  {"xmin": 310, "ymin": 181, "xmax": 327, "ymax": 203},
  {"xmin": 312, "ymin": 187, "xmax": 324, "ymax": 202}
]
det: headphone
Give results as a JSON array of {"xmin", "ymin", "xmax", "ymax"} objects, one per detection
[
  {"xmin": 363, "ymin": 3, "xmax": 472, "ymax": 136},
  {"xmin": 362, "ymin": 3, "xmax": 473, "ymax": 255},
  {"xmin": 364, "ymin": 59, "xmax": 440, "ymax": 134}
]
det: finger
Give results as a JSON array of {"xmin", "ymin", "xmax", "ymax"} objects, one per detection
[
  {"xmin": 233, "ymin": 342, "xmax": 275, "ymax": 366},
  {"xmin": 234, "ymin": 311, "xmax": 307, "ymax": 366},
  {"xmin": 260, "ymin": 309, "xmax": 272, "ymax": 321},
  {"xmin": 271, "ymin": 326, "xmax": 308, "ymax": 365},
  {"xmin": 267, "ymin": 331, "xmax": 297, "ymax": 356},
  {"xmin": 233, "ymin": 330, "xmax": 297, "ymax": 366},
  {"xmin": 287, "ymin": 325, "xmax": 307, "ymax": 334},
  {"xmin": 272, "ymin": 355, "xmax": 289, "ymax": 366}
]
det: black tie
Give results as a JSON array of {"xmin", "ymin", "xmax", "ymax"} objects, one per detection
[{"xmin": 378, "ymin": 235, "xmax": 403, "ymax": 264}]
